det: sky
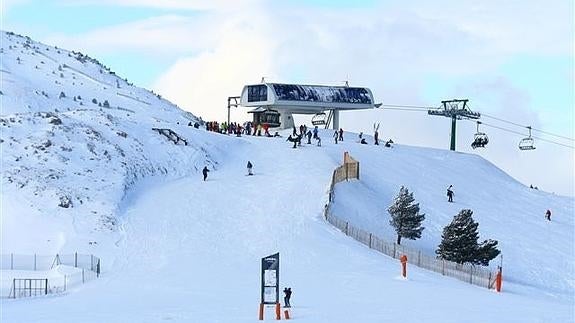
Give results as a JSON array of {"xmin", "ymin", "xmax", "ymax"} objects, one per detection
[{"xmin": 1, "ymin": 0, "xmax": 574, "ymax": 196}]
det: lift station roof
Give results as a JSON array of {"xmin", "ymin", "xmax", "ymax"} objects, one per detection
[{"xmin": 240, "ymin": 83, "xmax": 375, "ymax": 114}]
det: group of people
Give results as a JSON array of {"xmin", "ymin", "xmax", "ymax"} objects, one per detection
[
  {"xmin": 205, "ymin": 121, "xmax": 276, "ymax": 137},
  {"xmin": 286, "ymin": 125, "xmax": 322, "ymax": 148}
]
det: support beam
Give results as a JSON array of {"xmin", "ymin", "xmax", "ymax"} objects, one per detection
[
  {"xmin": 450, "ymin": 116, "xmax": 457, "ymax": 151},
  {"xmin": 427, "ymin": 99, "xmax": 480, "ymax": 152},
  {"xmin": 332, "ymin": 110, "xmax": 340, "ymax": 130}
]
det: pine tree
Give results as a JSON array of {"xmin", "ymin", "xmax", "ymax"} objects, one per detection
[
  {"xmin": 387, "ymin": 186, "xmax": 425, "ymax": 245},
  {"xmin": 436, "ymin": 209, "xmax": 500, "ymax": 265}
]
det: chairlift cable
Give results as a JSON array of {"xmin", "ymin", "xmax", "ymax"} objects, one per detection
[
  {"xmin": 380, "ymin": 104, "xmax": 435, "ymax": 110},
  {"xmin": 379, "ymin": 107, "xmax": 433, "ymax": 112},
  {"xmin": 475, "ymin": 121, "xmax": 574, "ymax": 149},
  {"xmin": 482, "ymin": 113, "xmax": 574, "ymax": 142}
]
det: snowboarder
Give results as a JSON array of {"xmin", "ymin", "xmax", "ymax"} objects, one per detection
[
  {"xmin": 338, "ymin": 128, "xmax": 344, "ymax": 141},
  {"xmin": 360, "ymin": 138, "xmax": 368, "ymax": 144},
  {"xmin": 313, "ymin": 126, "xmax": 319, "ymax": 139},
  {"xmin": 283, "ymin": 287, "xmax": 292, "ymax": 308},
  {"xmin": 385, "ymin": 139, "xmax": 394, "ymax": 147},
  {"xmin": 447, "ymin": 185, "xmax": 454, "ymax": 202},
  {"xmin": 247, "ymin": 161, "xmax": 253, "ymax": 176},
  {"xmin": 316, "ymin": 136, "xmax": 322, "ymax": 147},
  {"xmin": 545, "ymin": 209, "xmax": 551, "ymax": 221},
  {"xmin": 202, "ymin": 166, "xmax": 210, "ymax": 181},
  {"xmin": 333, "ymin": 130, "xmax": 338, "ymax": 144}
]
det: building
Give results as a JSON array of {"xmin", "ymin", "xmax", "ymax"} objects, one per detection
[{"xmin": 239, "ymin": 83, "xmax": 377, "ymax": 130}]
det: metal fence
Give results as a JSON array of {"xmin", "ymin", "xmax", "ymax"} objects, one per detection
[
  {"xmin": 324, "ymin": 155, "xmax": 499, "ymax": 290},
  {"xmin": 1, "ymin": 253, "xmax": 101, "ymax": 298}
]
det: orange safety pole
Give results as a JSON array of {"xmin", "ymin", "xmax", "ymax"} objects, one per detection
[
  {"xmin": 284, "ymin": 309, "xmax": 290, "ymax": 320},
  {"xmin": 495, "ymin": 267, "xmax": 503, "ymax": 292},
  {"xmin": 400, "ymin": 255, "xmax": 408, "ymax": 278},
  {"xmin": 259, "ymin": 303, "xmax": 264, "ymax": 320},
  {"xmin": 275, "ymin": 303, "xmax": 281, "ymax": 320}
]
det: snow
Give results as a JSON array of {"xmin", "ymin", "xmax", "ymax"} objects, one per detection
[{"xmin": 1, "ymin": 31, "xmax": 574, "ymax": 322}]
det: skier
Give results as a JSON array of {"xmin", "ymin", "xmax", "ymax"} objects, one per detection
[
  {"xmin": 202, "ymin": 166, "xmax": 210, "ymax": 181},
  {"xmin": 283, "ymin": 287, "xmax": 292, "ymax": 308},
  {"xmin": 306, "ymin": 130, "xmax": 312, "ymax": 144},
  {"xmin": 545, "ymin": 209, "xmax": 551, "ymax": 221},
  {"xmin": 447, "ymin": 185, "xmax": 454, "ymax": 202},
  {"xmin": 287, "ymin": 135, "xmax": 297, "ymax": 148},
  {"xmin": 247, "ymin": 161, "xmax": 253, "ymax": 176}
]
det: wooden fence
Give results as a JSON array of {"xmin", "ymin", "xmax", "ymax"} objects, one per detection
[{"xmin": 324, "ymin": 153, "xmax": 499, "ymax": 290}]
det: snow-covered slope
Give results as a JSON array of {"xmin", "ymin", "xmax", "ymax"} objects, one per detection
[
  {"xmin": 1, "ymin": 31, "xmax": 214, "ymax": 252},
  {"xmin": 1, "ymin": 32, "xmax": 573, "ymax": 322}
]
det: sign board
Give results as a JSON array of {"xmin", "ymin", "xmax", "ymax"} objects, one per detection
[{"xmin": 260, "ymin": 253, "xmax": 279, "ymax": 304}]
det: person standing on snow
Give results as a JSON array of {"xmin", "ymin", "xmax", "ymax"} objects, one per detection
[
  {"xmin": 338, "ymin": 128, "xmax": 344, "ymax": 141},
  {"xmin": 333, "ymin": 130, "xmax": 339, "ymax": 144},
  {"xmin": 447, "ymin": 185, "xmax": 454, "ymax": 202},
  {"xmin": 202, "ymin": 166, "xmax": 210, "ymax": 181},
  {"xmin": 545, "ymin": 209, "xmax": 551, "ymax": 221},
  {"xmin": 313, "ymin": 126, "xmax": 319, "ymax": 139},
  {"xmin": 283, "ymin": 287, "xmax": 292, "ymax": 308},
  {"xmin": 247, "ymin": 161, "xmax": 253, "ymax": 176},
  {"xmin": 306, "ymin": 130, "xmax": 312, "ymax": 144}
]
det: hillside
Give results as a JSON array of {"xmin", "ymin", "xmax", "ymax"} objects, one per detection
[
  {"xmin": 0, "ymin": 30, "xmax": 214, "ymax": 253},
  {"xmin": 1, "ymin": 32, "xmax": 574, "ymax": 322}
]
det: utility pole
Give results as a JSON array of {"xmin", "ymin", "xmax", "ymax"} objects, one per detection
[
  {"xmin": 428, "ymin": 99, "xmax": 480, "ymax": 151},
  {"xmin": 227, "ymin": 96, "xmax": 240, "ymax": 132}
]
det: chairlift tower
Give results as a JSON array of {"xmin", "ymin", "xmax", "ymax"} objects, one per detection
[{"xmin": 428, "ymin": 99, "xmax": 480, "ymax": 151}]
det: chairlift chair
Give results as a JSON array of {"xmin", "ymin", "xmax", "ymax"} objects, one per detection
[
  {"xmin": 518, "ymin": 126, "xmax": 536, "ymax": 150},
  {"xmin": 471, "ymin": 121, "xmax": 489, "ymax": 149},
  {"xmin": 311, "ymin": 112, "xmax": 327, "ymax": 126}
]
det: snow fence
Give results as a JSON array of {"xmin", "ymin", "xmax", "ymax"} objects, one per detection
[
  {"xmin": 0, "ymin": 253, "xmax": 101, "ymax": 298},
  {"xmin": 324, "ymin": 153, "xmax": 499, "ymax": 290}
]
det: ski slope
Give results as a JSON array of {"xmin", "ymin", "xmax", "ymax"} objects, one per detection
[
  {"xmin": 1, "ymin": 31, "xmax": 573, "ymax": 322},
  {"xmin": 2, "ymin": 129, "xmax": 573, "ymax": 322}
]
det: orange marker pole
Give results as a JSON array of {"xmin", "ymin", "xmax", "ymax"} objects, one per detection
[
  {"xmin": 400, "ymin": 255, "xmax": 408, "ymax": 278},
  {"xmin": 275, "ymin": 303, "xmax": 281, "ymax": 320},
  {"xmin": 495, "ymin": 267, "xmax": 503, "ymax": 292},
  {"xmin": 284, "ymin": 310, "xmax": 290, "ymax": 320},
  {"xmin": 259, "ymin": 303, "xmax": 264, "ymax": 320}
]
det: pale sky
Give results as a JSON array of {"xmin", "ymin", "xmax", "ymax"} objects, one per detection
[{"xmin": 2, "ymin": 0, "xmax": 574, "ymax": 196}]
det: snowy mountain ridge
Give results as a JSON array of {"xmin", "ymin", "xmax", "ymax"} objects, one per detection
[{"xmin": 1, "ymin": 30, "xmax": 215, "ymax": 245}]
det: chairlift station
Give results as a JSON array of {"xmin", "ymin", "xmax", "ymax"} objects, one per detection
[{"xmin": 233, "ymin": 82, "xmax": 377, "ymax": 130}]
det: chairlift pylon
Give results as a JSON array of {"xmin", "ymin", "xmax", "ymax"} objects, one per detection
[
  {"xmin": 311, "ymin": 112, "xmax": 327, "ymax": 126},
  {"xmin": 471, "ymin": 121, "xmax": 489, "ymax": 149},
  {"xmin": 519, "ymin": 126, "xmax": 536, "ymax": 150}
]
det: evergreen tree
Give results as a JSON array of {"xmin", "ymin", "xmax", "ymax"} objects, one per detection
[
  {"xmin": 436, "ymin": 209, "xmax": 500, "ymax": 265},
  {"xmin": 387, "ymin": 186, "xmax": 425, "ymax": 245}
]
